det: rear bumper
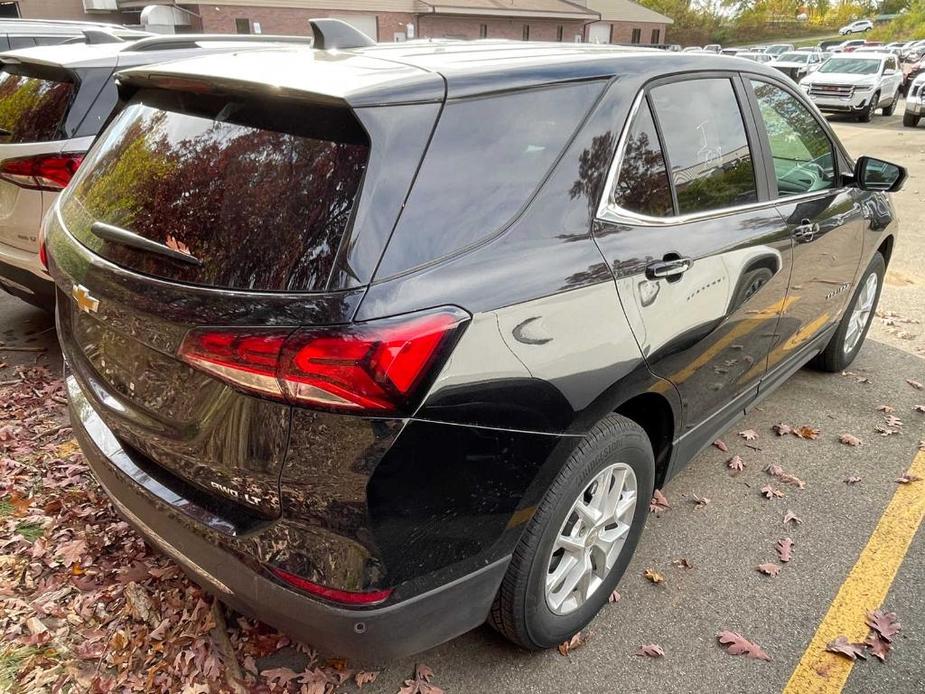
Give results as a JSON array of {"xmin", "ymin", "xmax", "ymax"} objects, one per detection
[
  {"xmin": 68, "ymin": 374, "xmax": 509, "ymax": 661},
  {"xmin": 0, "ymin": 256, "xmax": 53, "ymax": 309}
]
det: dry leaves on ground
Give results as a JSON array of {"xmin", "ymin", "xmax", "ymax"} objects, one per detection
[
  {"xmin": 845, "ymin": 476, "xmax": 863, "ymax": 485},
  {"xmin": 643, "ymin": 569, "xmax": 665, "ymax": 585},
  {"xmin": 765, "ymin": 464, "xmax": 805, "ymax": 489},
  {"xmin": 840, "ymin": 433, "xmax": 863, "ymax": 447},
  {"xmin": 760, "ymin": 484, "xmax": 784, "ymax": 499},
  {"xmin": 634, "ymin": 644, "xmax": 665, "ymax": 658},
  {"xmin": 792, "ymin": 426, "xmax": 820, "ymax": 440},
  {"xmin": 727, "ymin": 455, "xmax": 745, "ymax": 473},
  {"xmin": 713, "ymin": 439, "xmax": 729, "ymax": 452},
  {"xmin": 557, "ymin": 633, "xmax": 588, "ymax": 656},
  {"xmin": 690, "ymin": 493, "xmax": 710, "ymax": 510},
  {"xmin": 783, "ymin": 510, "xmax": 803, "ymax": 525},
  {"xmin": 649, "ymin": 489, "xmax": 671, "ymax": 514},
  {"xmin": 716, "ymin": 631, "xmax": 772, "ymax": 661},
  {"xmin": 896, "ymin": 471, "xmax": 922, "ymax": 484},
  {"xmin": 775, "ymin": 538, "xmax": 794, "ymax": 563},
  {"xmin": 826, "ymin": 636, "xmax": 868, "ymax": 661},
  {"xmin": 739, "ymin": 429, "xmax": 759, "ymax": 441},
  {"xmin": 398, "ymin": 665, "xmax": 444, "ymax": 694},
  {"xmin": 906, "ymin": 378, "xmax": 923, "ymax": 390},
  {"xmin": 756, "ymin": 563, "xmax": 781, "ymax": 577}
]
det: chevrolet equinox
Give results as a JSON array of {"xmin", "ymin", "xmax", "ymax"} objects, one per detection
[{"xmin": 46, "ymin": 33, "xmax": 905, "ymax": 660}]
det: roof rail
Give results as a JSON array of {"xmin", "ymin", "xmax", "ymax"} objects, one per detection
[
  {"xmin": 309, "ymin": 18, "xmax": 376, "ymax": 50},
  {"xmin": 82, "ymin": 29, "xmax": 126, "ymax": 45},
  {"xmin": 128, "ymin": 34, "xmax": 314, "ymax": 52}
]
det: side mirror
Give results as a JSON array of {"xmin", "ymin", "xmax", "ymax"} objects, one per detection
[{"xmin": 854, "ymin": 156, "xmax": 907, "ymax": 192}]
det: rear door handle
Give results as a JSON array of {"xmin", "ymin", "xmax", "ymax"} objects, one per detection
[
  {"xmin": 646, "ymin": 257, "xmax": 692, "ymax": 279},
  {"xmin": 792, "ymin": 219, "xmax": 820, "ymax": 243}
]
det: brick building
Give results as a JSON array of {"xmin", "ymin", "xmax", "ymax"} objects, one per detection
[{"xmin": 4, "ymin": 1, "xmax": 673, "ymax": 46}]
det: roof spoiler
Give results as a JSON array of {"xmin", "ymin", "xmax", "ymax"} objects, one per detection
[
  {"xmin": 309, "ymin": 18, "xmax": 376, "ymax": 50},
  {"xmin": 128, "ymin": 34, "xmax": 314, "ymax": 52}
]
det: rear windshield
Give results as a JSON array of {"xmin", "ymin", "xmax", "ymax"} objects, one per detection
[
  {"xmin": 60, "ymin": 89, "xmax": 369, "ymax": 292},
  {"xmin": 0, "ymin": 69, "xmax": 75, "ymax": 143}
]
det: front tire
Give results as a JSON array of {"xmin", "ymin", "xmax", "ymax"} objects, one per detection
[
  {"xmin": 810, "ymin": 252, "xmax": 885, "ymax": 372},
  {"xmin": 904, "ymin": 112, "xmax": 921, "ymax": 127},
  {"xmin": 882, "ymin": 93, "xmax": 897, "ymax": 116},
  {"xmin": 858, "ymin": 93, "xmax": 878, "ymax": 122},
  {"xmin": 489, "ymin": 414, "xmax": 654, "ymax": 650}
]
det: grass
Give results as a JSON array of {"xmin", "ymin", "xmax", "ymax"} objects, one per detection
[
  {"xmin": 15, "ymin": 521, "xmax": 44, "ymax": 542},
  {"xmin": 0, "ymin": 645, "xmax": 42, "ymax": 691},
  {"xmin": 0, "ymin": 498, "xmax": 11, "ymax": 517}
]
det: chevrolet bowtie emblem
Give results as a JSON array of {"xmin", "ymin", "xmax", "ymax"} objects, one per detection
[{"xmin": 72, "ymin": 284, "xmax": 99, "ymax": 314}]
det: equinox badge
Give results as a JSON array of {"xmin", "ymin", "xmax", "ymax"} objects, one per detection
[{"xmin": 72, "ymin": 284, "xmax": 99, "ymax": 314}]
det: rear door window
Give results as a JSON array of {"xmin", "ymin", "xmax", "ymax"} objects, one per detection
[
  {"xmin": 0, "ymin": 69, "xmax": 75, "ymax": 143},
  {"xmin": 610, "ymin": 98, "xmax": 674, "ymax": 217},
  {"xmin": 649, "ymin": 78, "xmax": 758, "ymax": 215},
  {"xmin": 61, "ymin": 89, "xmax": 369, "ymax": 292},
  {"xmin": 375, "ymin": 81, "xmax": 605, "ymax": 277}
]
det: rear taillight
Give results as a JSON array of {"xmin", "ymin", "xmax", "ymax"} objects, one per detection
[
  {"xmin": 0, "ymin": 153, "xmax": 84, "ymax": 192},
  {"xmin": 269, "ymin": 566, "xmax": 392, "ymax": 606},
  {"xmin": 178, "ymin": 308, "xmax": 468, "ymax": 415}
]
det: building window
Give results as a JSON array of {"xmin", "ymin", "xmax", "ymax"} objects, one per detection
[
  {"xmin": 631, "ymin": 28, "xmax": 641, "ymax": 44},
  {"xmin": 235, "ymin": 18, "xmax": 252, "ymax": 34},
  {"xmin": 480, "ymin": 24, "xmax": 488, "ymax": 39},
  {"xmin": 557, "ymin": 25, "xmax": 564, "ymax": 42},
  {"xmin": 0, "ymin": 2, "xmax": 20, "ymax": 18},
  {"xmin": 651, "ymin": 28, "xmax": 660, "ymax": 44},
  {"xmin": 522, "ymin": 24, "xmax": 530, "ymax": 41}
]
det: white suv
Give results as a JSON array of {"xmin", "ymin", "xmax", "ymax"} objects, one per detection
[
  {"xmin": 839, "ymin": 20, "xmax": 873, "ymax": 35},
  {"xmin": 0, "ymin": 33, "xmax": 310, "ymax": 309},
  {"xmin": 905, "ymin": 73, "xmax": 925, "ymax": 127},
  {"xmin": 800, "ymin": 53, "xmax": 903, "ymax": 122}
]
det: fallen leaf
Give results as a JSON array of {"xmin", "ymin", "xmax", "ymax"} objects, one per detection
[
  {"xmin": 608, "ymin": 590, "xmax": 621, "ymax": 603},
  {"xmin": 672, "ymin": 558, "xmax": 693, "ymax": 569},
  {"xmin": 644, "ymin": 568, "xmax": 665, "ymax": 584},
  {"xmin": 771, "ymin": 423, "xmax": 792, "ymax": 436},
  {"xmin": 355, "ymin": 671, "xmax": 378, "ymax": 688},
  {"xmin": 826, "ymin": 636, "xmax": 868, "ymax": 661},
  {"xmin": 691, "ymin": 493, "xmax": 710, "ymax": 509},
  {"xmin": 877, "ymin": 405, "xmax": 895, "ymax": 414},
  {"xmin": 783, "ymin": 510, "xmax": 803, "ymax": 525},
  {"xmin": 865, "ymin": 633, "xmax": 892, "ymax": 662},
  {"xmin": 558, "ymin": 633, "xmax": 587, "ymax": 656},
  {"xmin": 757, "ymin": 563, "xmax": 781, "ymax": 577},
  {"xmin": 649, "ymin": 489, "xmax": 670, "ymax": 514},
  {"xmin": 844, "ymin": 476, "xmax": 862, "ymax": 485},
  {"xmin": 866, "ymin": 610, "xmax": 901, "ymax": 643},
  {"xmin": 398, "ymin": 664, "xmax": 444, "ymax": 694},
  {"xmin": 839, "ymin": 434, "xmax": 863, "ymax": 447},
  {"xmin": 919, "ymin": 440, "xmax": 925, "ymax": 452},
  {"xmin": 760, "ymin": 484, "xmax": 784, "ymax": 499},
  {"xmin": 727, "ymin": 455, "xmax": 745, "ymax": 473},
  {"xmin": 775, "ymin": 538, "xmax": 794, "ymax": 563},
  {"xmin": 875, "ymin": 425, "xmax": 900, "ymax": 437},
  {"xmin": 907, "ymin": 378, "xmax": 924, "ymax": 390},
  {"xmin": 896, "ymin": 471, "xmax": 922, "ymax": 484},
  {"xmin": 792, "ymin": 425, "xmax": 820, "ymax": 440},
  {"xmin": 261, "ymin": 668, "xmax": 300, "ymax": 686},
  {"xmin": 739, "ymin": 429, "xmax": 759, "ymax": 441},
  {"xmin": 716, "ymin": 631, "xmax": 772, "ymax": 661},
  {"xmin": 884, "ymin": 414, "xmax": 903, "ymax": 428},
  {"xmin": 713, "ymin": 439, "xmax": 728, "ymax": 452},
  {"xmin": 634, "ymin": 643, "xmax": 665, "ymax": 658},
  {"xmin": 765, "ymin": 464, "xmax": 805, "ymax": 488},
  {"xmin": 914, "ymin": 405, "xmax": 925, "ymax": 413}
]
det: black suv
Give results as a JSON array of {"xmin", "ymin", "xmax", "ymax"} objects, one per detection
[{"xmin": 46, "ymin": 33, "xmax": 905, "ymax": 660}]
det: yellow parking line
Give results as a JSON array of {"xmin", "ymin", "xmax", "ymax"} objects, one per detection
[{"xmin": 783, "ymin": 450, "xmax": 925, "ymax": 694}]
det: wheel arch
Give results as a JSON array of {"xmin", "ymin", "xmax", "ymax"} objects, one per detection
[{"xmin": 615, "ymin": 391, "xmax": 675, "ymax": 489}]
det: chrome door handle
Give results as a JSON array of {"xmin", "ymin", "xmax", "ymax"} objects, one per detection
[
  {"xmin": 646, "ymin": 257, "xmax": 692, "ymax": 279},
  {"xmin": 792, "ymin": 220, "xmax": 820, "ymax": 243}
]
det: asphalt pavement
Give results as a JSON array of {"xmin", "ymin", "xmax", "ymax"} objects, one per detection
[{"xmin": 0, "ymin": 102, "xmax": 922, "ymax": 694}]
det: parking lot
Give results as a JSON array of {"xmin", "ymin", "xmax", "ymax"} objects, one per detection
[{"xmin": 1, "ymin": 104, "xmax": 923, "ymax": 693}]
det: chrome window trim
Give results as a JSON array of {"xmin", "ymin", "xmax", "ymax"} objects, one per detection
[{"xmin": 596, "ymin": 77, "xmax": 845, "ymax": 228}]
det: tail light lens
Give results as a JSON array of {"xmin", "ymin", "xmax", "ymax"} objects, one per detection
[
  {"xmin": 178, "ymin": 308, "xmax": 468, "ymax": 415},
  {"xmin": 0, "ymin": 153, "xmax": 84, "ymax": 192},
  {"xmin": 269, "ymin": 566, "xmax": 392, "ymax": 606}
]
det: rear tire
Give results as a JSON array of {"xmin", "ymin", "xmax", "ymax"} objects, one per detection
[
  {"xmin": 810, "ymin": 252, "xmax": 885, "ymax": 372},
  {"xmin": 489, "ymin": 414, "xmax": 654, "ymax": 650},
  {"xmin": 882, "ymin": 94, "xmax": 897, "ymax": 116},
  {"xmin": 904, "ymin": 112, "xmax": 921, "ymax": 128}
]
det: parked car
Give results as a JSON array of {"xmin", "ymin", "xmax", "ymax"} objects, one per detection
[
  {"xmin": 839, "ymin": 19, "xmax": 873, "ymax": 35},
  {"xmin": 0, "ymin": 32, "xmax": 314, "ymax": 309},
  {"xmin": 764, "ymin": 43, "xmax": 795, "ymax": 57},
  {"xmin": 819, "ymin": 39, "xmax": 846, "ymax": 51},
  {"xmin": 770, "ymin": 50, "xmax": 823, "ymax": 81},
  {"xmin": 832, "ymin": 39, "xmax": 867, "ymax": 53},
  {"xmin": 0, "ymin": 18, "xmax": 147, "ymax": 50},
  {"xmin": 801, "ymin": 52, "xmax": 903, "ymax": 120},
  {"xmin": 703, "ymin": 43, "xmax": 721, "ymax": 53},
  {"xmin": 46, "ymin": 30, "xmax": 904, "ymax": 660},
  {"xmin": 903, "ymin": 56, "xmax": 925, "ymax": 94},
  {"xmin": 682, "ymin": 46, "xmax": 702, "ymax": 52},
  {"xmin": 905, "ymin": 72, "xmax": 925, "ymax": 127},
  {"xmin": 738, "ymin": 51, "xmax": 773, "ymax": 64}
]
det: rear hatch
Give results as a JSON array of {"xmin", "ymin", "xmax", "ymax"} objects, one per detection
[
  {"xmin": 0, "ymin": 62, "xmax": 79, "ymax": 252},
  {"xmin": 51, "ymin": 84, "xmax": 373, "ymax": 520}
]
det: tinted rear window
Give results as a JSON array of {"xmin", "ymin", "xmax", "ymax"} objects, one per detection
[
  {"xmin": 0, "ymin": 69, "xmax": 74, "ymax": 143},
  {"xmin": 61, "ymin": 90, "xmax": 369, "ymax": 292},
  {"xmin": 376, "ymin": 81, "xmax": 604, "ymax": 278}
]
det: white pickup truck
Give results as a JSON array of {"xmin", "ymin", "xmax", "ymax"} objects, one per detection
[{"xmin": 800, "ymin": 52, "xmax": 903, "ymax": 121}]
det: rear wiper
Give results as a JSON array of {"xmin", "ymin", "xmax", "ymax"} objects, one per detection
[{"xmin": 90, "ymin": 221, "xmax": 203, "ymax": 267}]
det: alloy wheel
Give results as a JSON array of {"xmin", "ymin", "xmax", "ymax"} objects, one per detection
[
  {"xmin": 544, "ymin": 463, "xmax": 638, "ymax": 615},
  {"xmin": 844, "ymin": 271, "xmax": 878, "ymax": 355}
]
